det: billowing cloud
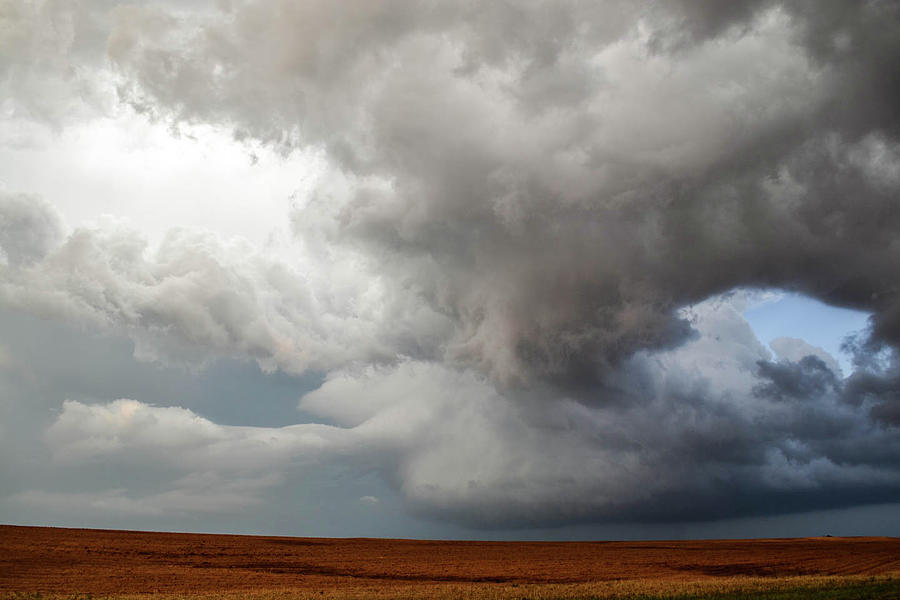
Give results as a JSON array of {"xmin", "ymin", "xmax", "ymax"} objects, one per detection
[
  {"xmin": 1, "ymin": 0, "xmax": 899, "ymax": 530},
  {"xmin": 0, "ymin": 192, "xmax": 63, "ymax": 266},
  {"xmin": 0, "ymin": 0, "xmax": 113, "ymax": 127},
  {"xmin": 32, "ymin": 298, "xmax": 900, "ymax": 527},
  {"xmin": 103, "ymin": 0, "xmax": 900, "ymax": 387},
  {"xmin": 0, "ymin": 190, "xmax": 450, "ymax": 372},
  {"xmin": 770, "ymin": 337, "xmax": 843, "ymax": 378}
]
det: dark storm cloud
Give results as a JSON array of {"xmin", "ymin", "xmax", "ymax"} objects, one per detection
[
  {"xmin": 2, "ymin": 0, "xmax": 900, "ymax": 529},
  {"xmin": 754, "ymin": 355, "xmax": 840, "ymax": 402},
  {"xmin": 105, "ymin": 0, "xmax": 900, "ymax": 386},
  {"xmin": 841, "ymin": 343, "xmax": 900, "ymax": 428}
]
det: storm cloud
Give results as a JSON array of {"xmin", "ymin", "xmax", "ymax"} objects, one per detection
[
  {"xmin": 30, "ymin": 299, "xmax": 900, "ymax": 527},
  {"xmin": 104, "ymin": 0, "xmax": 900, "ymax": 384},
  {"xmin": 1, "ymin": 0, "xmax": 899, "ymax": 531}
]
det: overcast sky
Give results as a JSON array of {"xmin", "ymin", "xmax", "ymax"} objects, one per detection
[{"xmin": 1, "ymin": 0, "xmax": 899, "ymax": 540}]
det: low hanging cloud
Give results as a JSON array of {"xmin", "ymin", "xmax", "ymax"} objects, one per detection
[
  {"xmin": 10, "ymin": 474, "xmax": 281, "ymax": 517},
  {"xmin": 38, "ymin": 298, "xmax": 900, "ymax": 527},
  {"xmin": 2, "ymin": 0, "xmax": 900, "ymax": 529}
]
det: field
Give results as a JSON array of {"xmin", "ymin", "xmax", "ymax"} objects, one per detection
[{"xmin": 1, "ymin": 525, "xmax": 899, "ymax": 599}]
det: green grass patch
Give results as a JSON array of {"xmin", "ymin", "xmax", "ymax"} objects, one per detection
[{"xmin": 625, "ymin": 578, "xmax": 900, "ymax": 600}]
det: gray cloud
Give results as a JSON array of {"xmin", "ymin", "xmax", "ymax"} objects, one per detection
[
  {"xmin": 1, "ymin": 0, "xmax": 899, "ymax": 530},
  {"xmin": 754, "ymin": 355, "xmax": 840, "ymax": 403},
  {"xmin": 770, "ymin": 336, "xmax": 843, "ymax": 377},
  {"xmin": 0, "ymin": 0, "xmax": 114, "ymax": 127},
  {"xmin": 103, "ymin": 0, "xmax": 900, "ymax": 387},
  {"xmin": 841, "ymin": 345, "xmax": 900, "ymax": 428},
  {"xmin": 26, "ymin": 297, "xmax": 900, "ymax": 528},
  {"xmin": 0, "ymin": 192, "xmax": 63, "ymax": 266}
]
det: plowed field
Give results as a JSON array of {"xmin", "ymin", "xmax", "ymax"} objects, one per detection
[{"xmin": 1, "ymin": 525, "xmax": 899, "ymax": 597}]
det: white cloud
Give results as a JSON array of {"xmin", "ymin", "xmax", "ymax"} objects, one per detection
[
  {"xmin": 0, "ymin": 192, "xmax": 452, "ymax": 374},
  {"xmin": 0, "ymin": 0, "xmax": 115, "ymax": 127},
  {"xmin": 46, "ymin": 398, "xmax": 341, "ymax": 471}
]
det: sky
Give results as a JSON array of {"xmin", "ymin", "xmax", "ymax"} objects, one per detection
[{"xmin": 1, "ymin": 0, "xmax": 899, "ymax": 540}]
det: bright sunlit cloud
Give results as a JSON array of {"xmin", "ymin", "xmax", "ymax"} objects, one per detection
[{"xmin": 0, "ymin": 109, "xmax": 324, "ymax": 250}]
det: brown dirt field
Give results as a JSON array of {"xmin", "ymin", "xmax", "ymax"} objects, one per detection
[{"xmin": 1, "ymin": 525, "xmax": 899, "ymax": 597}]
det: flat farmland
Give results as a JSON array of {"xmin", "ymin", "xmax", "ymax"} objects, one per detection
[{"xmin": 1, "ymin": 525, "xmax": 899, "ymax": 599}]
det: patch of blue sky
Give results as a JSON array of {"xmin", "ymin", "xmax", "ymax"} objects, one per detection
[{"xmin": 742, "ymin": 290, "xmax": 871, "ymax": 376}]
